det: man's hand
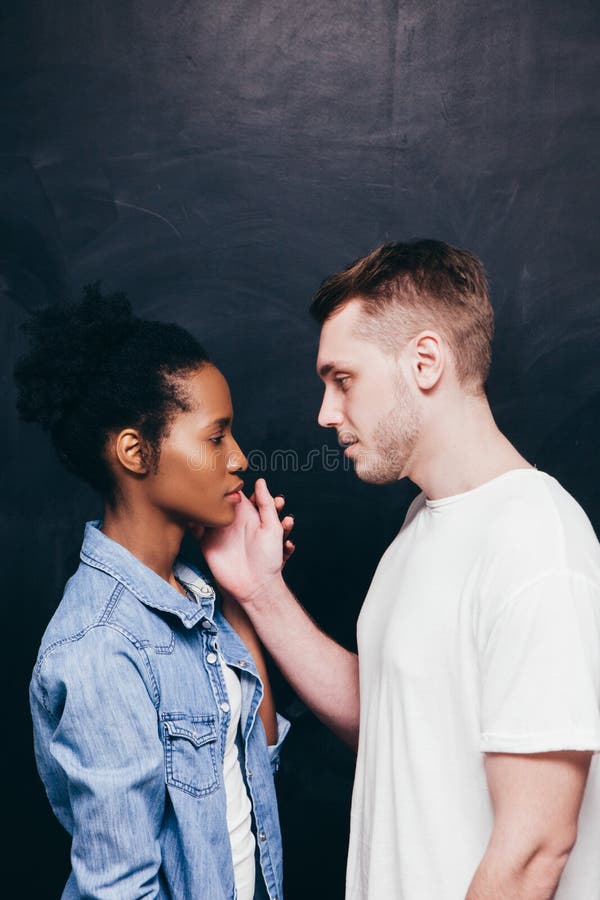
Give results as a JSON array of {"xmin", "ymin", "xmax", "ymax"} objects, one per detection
[
  {"xmin": 257, "ymin": 491, "xmax": 296, "ymax": 566},
  {"xmin": 191, "ymin": 478, "xmax": 360, "ymax": 748},
  {"xmin": 197, "ymin": 478, "xmax": 294, "ymax": 604}
]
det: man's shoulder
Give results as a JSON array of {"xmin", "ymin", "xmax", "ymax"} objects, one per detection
[
  {"xmin": 470, "ymin": 472, "xmax": 600, "ymax": 607},
  {"xmin": 489, "ymin": 471, "xmax": 597, "ymax": 560}
]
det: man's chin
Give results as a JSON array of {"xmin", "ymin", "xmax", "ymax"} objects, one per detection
[{"xmin": 353, "ymin": 459, "xmax": 404, "ymax": 486}]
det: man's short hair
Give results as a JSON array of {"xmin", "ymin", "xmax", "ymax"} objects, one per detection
[{"xmin": 310, "ymin": 239, "xmax": 494, "ymax": 390}]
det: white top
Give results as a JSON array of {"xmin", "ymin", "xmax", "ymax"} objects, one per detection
[
  {"xmin": 347, "ymin": 469, "xmax": 600, "ymax": 900},
  {"xmin": 219, "ymin": 655, "xmax": 256, "ymax": 900}
]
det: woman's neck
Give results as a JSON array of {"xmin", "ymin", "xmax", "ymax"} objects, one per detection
[{"xmin": 101, "ymin": 500, "xmax": 187, "ymax": 595}]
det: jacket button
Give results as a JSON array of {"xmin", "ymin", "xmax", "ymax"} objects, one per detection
[
  {"xmin": 201, "ymin": 620, "xmax": 212, "ymax": 629},
  {"xmin": 206, "ymin": 652, "xmax": 217, "ymax": 664},
  {"xmin": 220, "ymin": 701, "xmax": 230, "ymax": 713},
  {"xmin": 238, "ymin": 659, "xmax": 247, "ymax": 667},
  {"xmin": 259, "ymin": 831, "xmax": 266, "ymax": 841}
]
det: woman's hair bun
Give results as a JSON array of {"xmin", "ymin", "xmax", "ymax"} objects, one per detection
[{"xmin": 14, "ymin": 282, "xmax": 136, "ymax": 430}]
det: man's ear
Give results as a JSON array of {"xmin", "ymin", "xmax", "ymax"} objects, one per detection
[
  {"xmin": 111, "ymin": 428, "xmax": 151, "ymax": 476},
  {"xmin": 411, "ymin": 330, "xmax": 445, "ymax": 390}
]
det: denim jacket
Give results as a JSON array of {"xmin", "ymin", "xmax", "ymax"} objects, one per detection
[{"xmin": 30, "ymin": 521, "xmax": 289, "ymax": 900}]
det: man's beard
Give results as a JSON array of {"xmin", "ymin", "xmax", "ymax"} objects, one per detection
[{"xmin": 353, "ymin": 373, "xmax": 421, "ymax": 485}]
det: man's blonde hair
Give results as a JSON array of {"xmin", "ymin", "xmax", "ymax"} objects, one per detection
[{"xmin": 310, "ymin": 239, "xmax": 494, "ymax": 391}]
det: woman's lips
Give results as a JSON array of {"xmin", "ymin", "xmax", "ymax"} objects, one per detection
[{"xmin": 225, "ymin": 483, "xmax": 244, "ymax": 502}]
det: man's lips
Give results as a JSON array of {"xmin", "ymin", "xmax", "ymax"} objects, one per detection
[
  {"xmin": 225, "ymin": 482, "xmax": 244, "ymax": 496},
  {"xmin": 339, "ymin": 434, "xmax": 359, "ymax": 456}
]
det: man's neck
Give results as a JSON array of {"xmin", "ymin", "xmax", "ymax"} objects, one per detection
[{"xmin": 408, "ymin": 393, "xmax": 533, "ymax": 501}]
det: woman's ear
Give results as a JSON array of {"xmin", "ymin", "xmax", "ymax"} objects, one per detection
[
  {"xmin": 112, "ymin": 428, "xmax": 151, "ymax": 476},
  {"xmin": 411, "ymin": 330, "xmax": 445, "ymax": 391}
]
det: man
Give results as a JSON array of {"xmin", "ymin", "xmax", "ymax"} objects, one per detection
[{"xmin": 200, "ymin": 240, "xmax": 600, "ymax": 899}]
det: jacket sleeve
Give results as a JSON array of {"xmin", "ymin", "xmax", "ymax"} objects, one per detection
[
  {"xmin": 267, "ymin": 712, "xmax": 291, "ymax": 774},
  {"xmin": 31, "ymin": 624, "xmax": 165, "ymax": 898}
]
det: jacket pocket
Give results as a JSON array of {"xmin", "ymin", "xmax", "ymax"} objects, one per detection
[{"xmin": 161, "ymin": 714, "xmax": 220, "ymax": 798}]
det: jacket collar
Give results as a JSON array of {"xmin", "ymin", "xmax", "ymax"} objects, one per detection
[{"xmin": 80, "ymin": 520, "xmax": 215, "ymax": 629}]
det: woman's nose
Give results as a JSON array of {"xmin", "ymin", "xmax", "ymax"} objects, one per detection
[{"xmin": 227, "ymin": 438, "xmax": 248, "ymax": 472}]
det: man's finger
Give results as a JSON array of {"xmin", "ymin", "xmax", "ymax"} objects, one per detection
[
  {"xmin": 283, "ymin": 540, "xmax": 296, "ymax": 566},
  {"xmin": 281, "ymin": 514, "xmax": 294, "ymax": 537},
  {"xmin": 237, "ymin": 490, "xmax": 261, "ymax": 521},
  {"xmin": 254, "ymin": 478, "xmax": 282, "ymax": 529}
]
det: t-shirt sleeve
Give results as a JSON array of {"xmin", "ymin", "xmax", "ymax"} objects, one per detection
[{"xmin": 479, "ymin": 570, "xmax": 600, "ymax": 753}]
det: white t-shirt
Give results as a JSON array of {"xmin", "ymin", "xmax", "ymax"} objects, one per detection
[
  {"xmin": 219, "ymin": 655, "xmax": 256, "ymax": 900},
  {"xmin": 347, "ymin": 469, "xmax": 600, "ymax": 900}
]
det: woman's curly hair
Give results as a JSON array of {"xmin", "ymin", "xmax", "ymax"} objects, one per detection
[{"xmin": 14, "ymin": 283, "xmax": 210, "ymax": 498}]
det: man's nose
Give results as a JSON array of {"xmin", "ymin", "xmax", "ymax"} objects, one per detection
[{"xmin": 317, "ymin": 390, "xmax": 343, "ymax": 429}]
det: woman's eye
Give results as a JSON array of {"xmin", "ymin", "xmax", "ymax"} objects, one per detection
[{"xmin": 210, "ymin": 435, "xmax": 225, "ymax": 445}]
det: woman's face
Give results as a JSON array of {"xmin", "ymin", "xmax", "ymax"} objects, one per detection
[{"xmin": 145, "ymin": 365, "xmax": 248, "ymax": 528}]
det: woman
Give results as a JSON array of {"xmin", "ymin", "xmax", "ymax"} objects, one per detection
[{"xmin": 15, "ymin": 285, "xmax": 293, "ymax": 900}]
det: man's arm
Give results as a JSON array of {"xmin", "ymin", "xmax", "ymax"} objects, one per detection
[
  {"xmin": 226, "ymin": 576, "xmax": 360, "ymax": 749},
  {"xmin": 466, "ymin": 750, "xmax": 592, "ymax": 899},
  {"xmin": 221, "ymin": 592, "xmax": 279, "ymax": 745},
  {"xmin": 201, "ymin": 480, "xmax": 360, "ymax": 749}
]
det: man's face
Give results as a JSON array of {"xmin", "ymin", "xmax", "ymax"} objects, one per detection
[{"xmin": 316, "ymin": 300, "xmax": 422, "ymax": 484}]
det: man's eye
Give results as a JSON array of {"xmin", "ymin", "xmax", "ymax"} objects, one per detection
[{"xmin": 335, "ymin": 376, "xmax": 350, "ymax": 391}]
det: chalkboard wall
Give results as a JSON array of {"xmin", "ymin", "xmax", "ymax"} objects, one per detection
[{"xmin": 2, "ymin": 1, "xmax": 599, "ymax": 896}]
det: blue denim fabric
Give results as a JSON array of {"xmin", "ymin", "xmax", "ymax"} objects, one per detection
[{"xmin": 30, "ymin": 521, "xmax": 289, "ymax": 900}]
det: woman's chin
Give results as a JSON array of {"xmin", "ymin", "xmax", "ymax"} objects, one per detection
[
  {"xmin": 187, "ymin": 502, "xmax": 237, "ymax": 531},
  {"xmin": 210, "ymin": 507, "xmax": 237, "ymax": 528},
  {"xmin": 222, "ymin": 508, "xmax": 237, "ymax": 526}
]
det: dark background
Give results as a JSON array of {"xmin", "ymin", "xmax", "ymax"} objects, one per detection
[{"xmin": 2, "ymin": 1, "xmax": 599, "ymax": 897}]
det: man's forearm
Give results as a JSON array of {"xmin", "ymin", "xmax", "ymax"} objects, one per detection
[
  {"xmin": 221, "ymin": 594, "xmax": 278, "ymax": 744},
  {"xmin": 466, "ymin": 842, "xmax": 573, "ymax": 899},
  {"xmin": 239, "ymin": 574, "xmax": 360, "ymax": 749}
]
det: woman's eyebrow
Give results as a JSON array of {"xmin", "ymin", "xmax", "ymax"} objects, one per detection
[{"xmin": 207, "ymin": 416, "xmax": 231, "ymax": 428}]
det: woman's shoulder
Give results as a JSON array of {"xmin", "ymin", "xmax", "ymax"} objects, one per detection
[
  {"xmin": 35, "ymin": 562, "xmax": 169, "ymax": 677},
  {"xmin": 32, "ymin": 585, "xmax": 162, "ymax": 717}
]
